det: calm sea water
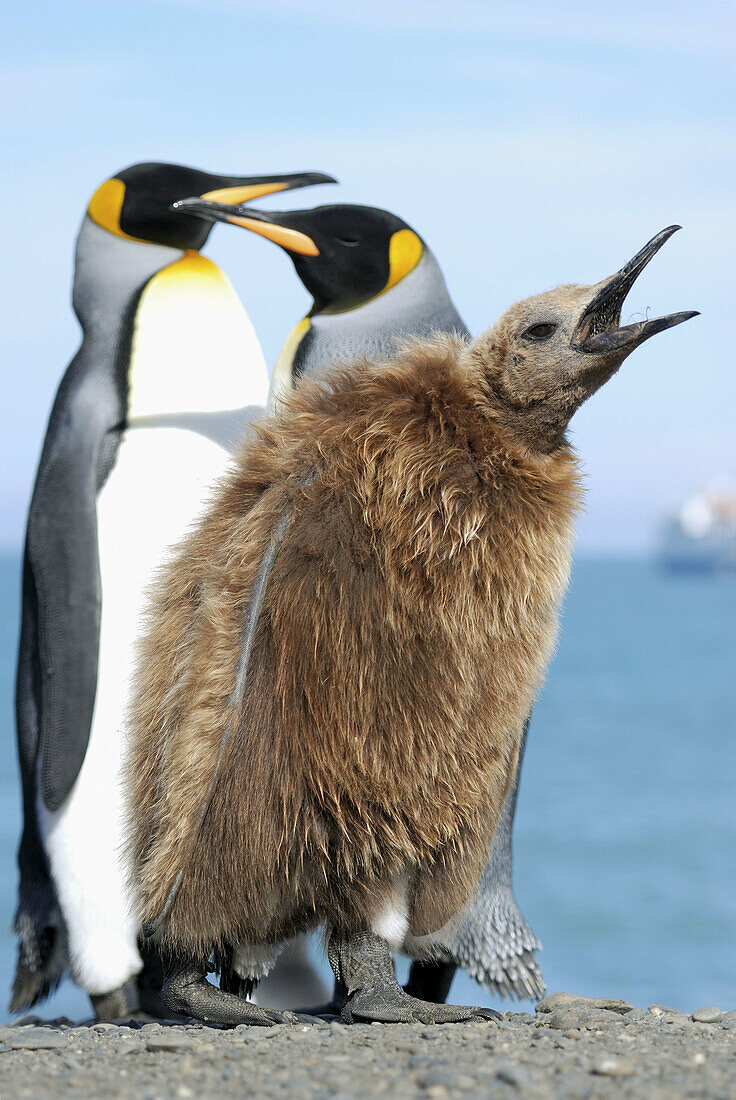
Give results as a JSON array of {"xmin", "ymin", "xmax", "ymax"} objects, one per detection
[{"xmin": 0, "ymin": 552, "xmax": 734, "ymax": 1023}]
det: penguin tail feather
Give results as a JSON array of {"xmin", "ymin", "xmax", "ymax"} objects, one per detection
[
  {"xmin": 442, "ymin": 887, "xmax": 546, "ymax": 1002},
  {"xmin": 464, "ymin": 946, "xmax": 546, "ymax": 1002},
  {"xmin": 9, "ymin": 908, "xmax": 68, "ymax": 1014},
  {"xmin": 214, "ymin": 948, "xmax": 258, "ymax": 1002}
]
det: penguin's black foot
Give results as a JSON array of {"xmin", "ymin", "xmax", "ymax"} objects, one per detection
[
  {"xmin": 328, "ymin": 931, "xmax": 501, "ymax": 1026},
  {"xmin": 136, "ymin": 940, "xmax": 188, "ymax": 1020},
  {"xmin": 90, "ymin": 980, "xmax": 139, "ymax": 1021},
  {"xmin": 162, "ymin": 955, "xmax": 297, "ymax": 1027},
  {"xmin": 404, "ymin": 959, "xmax": 457, "ymax": 1004}
]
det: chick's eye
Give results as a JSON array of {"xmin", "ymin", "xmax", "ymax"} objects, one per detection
[
  {"xmin": 336, "ymin": 237, "xmax": 360, "ymax": 247},
  {"xmin": 523, "ymin": 322, "xmax": 557, "ymax": 340}
]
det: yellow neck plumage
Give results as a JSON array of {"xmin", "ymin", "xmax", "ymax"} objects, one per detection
[
  {"xmin": 127, "ymin": 251, "xmax": 268, "ymax": 419},
  {"xmin": 270, "ymin": 228, "xmax": 424, "ymax": 401},
  {"xmin": 269, "ymin": 317, "xmax": 311, "ymax": 405}
]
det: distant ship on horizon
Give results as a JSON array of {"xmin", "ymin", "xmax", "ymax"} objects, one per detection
[{"xmin": 659, "ymin": 485, "xmax": 736, "ymax": 573}]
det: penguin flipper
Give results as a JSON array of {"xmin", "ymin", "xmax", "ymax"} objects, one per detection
[
  {"xmin": 440, "ymin": 717, "xmax": 546, "ymax": 1001},
  {"xmin": 25, "ymin": 368, "xmax": 119, "ymax": 813},
  {"xmin": 216, "ymin": 947, "xmax": 258, "ymax": 1001},
  {"xmin": 12, "ymin": 551, "xmax": 70, "ymax": 1012},
  {"xmin": 445, "ymin": 881, "xmax": 545, "ymax": 1001},
  {"xmin": 12, "ymin": 365, "xmax": 114, "ymax": 1004}
]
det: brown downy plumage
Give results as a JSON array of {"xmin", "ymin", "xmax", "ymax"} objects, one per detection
[{"xmin": 126, "ymin": 227, "xmax": 696, "ymax": 971}]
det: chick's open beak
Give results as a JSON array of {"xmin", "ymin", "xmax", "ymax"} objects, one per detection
[{"xmin": 574, "ymin": 225, "xmax": 699, "ymax": 353}]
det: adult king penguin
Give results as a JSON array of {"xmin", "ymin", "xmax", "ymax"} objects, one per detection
[
  {"xmin": 13, "ymin": 162, "xmax": 335, "ymax": 1019},
  {"xmin": 172, "ymin": 196, "xmax": 545, "ymax": 1006}
]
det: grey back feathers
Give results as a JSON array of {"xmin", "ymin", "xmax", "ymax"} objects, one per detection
[
  {"xmin": 72, "ymin": 218, "xmax": 182, "ymax": 333},
  {"xmin": 443, "ymin": 722, "xmax": 544, "ymax": 999}
]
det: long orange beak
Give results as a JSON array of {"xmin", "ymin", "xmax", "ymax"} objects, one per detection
[
  {"xmin": 199, "ymin": 171, "xmax": 335, "ymax": 209},
  {"xmin": 172, "ymin": 197, "xmax": 322, "ymax": 256}
]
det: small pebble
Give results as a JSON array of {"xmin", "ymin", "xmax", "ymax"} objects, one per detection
[
  {"xmin": 693, "ymin": 1052, "xmax": 706, "ymax": 1065},
  {"xmin": 243, "ymin": 1027, "xmax": 279, "ymax": 1039},
  {"xmin": 146, "ymin": 1034, "xmax": 198, "ymax": 1053},
  {"xmin": 544, "ymin": 1004, "xmax": 625, "ymax": 1032},
  {"xmin": 536, "ymin": 992, "xmax": 633, "ymax": 1015},
  {"xmin": 622, "ymin": 1007, "xmax": 649, "ymax": 1023},
  {"xmin": 9, "ymin": 1032, "xmax": 67, "ymax": 1051},
  {"xmin": 648, "ymin": 1004, "xmax": 681, "ymax": 1016},
  {"xmin": 116, "ymin": 1040, "xmax": 144, "ymax": 1055},
  {"xmin": 592, "ymin": 1057, "xmax": 636, "ymax": 1077},
  {"xmin": 418, "ymin": 1070, "xmax": 462, "ymax": 1089},
  {"xmin": 494, "ymin": 1061, "xmax": 531, "ymax": 1088},
  {"xmin": 692, "ymin": 1007, "xmax": 722, "ymax": 1024}
]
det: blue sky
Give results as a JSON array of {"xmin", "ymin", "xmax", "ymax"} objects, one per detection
[{"xmin": 3, "ymin": 0, "xmax": 734, "ymax": 551}]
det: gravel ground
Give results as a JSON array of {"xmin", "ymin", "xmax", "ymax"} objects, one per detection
[{"xmin": 2, "ymin": 993, "xmax": 734, "ymax": 1099}]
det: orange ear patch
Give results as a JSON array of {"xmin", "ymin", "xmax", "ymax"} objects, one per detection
[
  {"xmin": 87, "ymin": 178, "xmax": 139, "ymax": 241},
  {"xmin": 385, "ymin": 229, "xmax": 423, "ymax": 292}
]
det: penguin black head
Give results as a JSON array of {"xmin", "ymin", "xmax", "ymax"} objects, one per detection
[
  {"xmin": 172, "ymin": 200, "xmax": 425, "ymax": 313},
  {"xmin": 86, "ymin": 163, "xmax": 336, "ymax": 252},
  {"xmin": 469, "ymin": 226, "xmax": 699, "ymax": 452}
]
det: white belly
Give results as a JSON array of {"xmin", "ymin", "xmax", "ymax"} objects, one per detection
[
  {"xmin": 93, "ymin": 424, "xmax": 233, "ymax": 752},
  {"xmin": 39, "ymin": 425, "xmax": 235, "ymax": 993}
]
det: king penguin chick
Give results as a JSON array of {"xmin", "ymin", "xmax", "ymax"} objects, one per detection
[
  {"xmin": 125, "ymin": 227, "xmax": 696, "ymax": 1027},
  {"xmin": 172, "ymin": 197, "xmax": 544, "ymax": 1006},
  {"xmin": 13, "ymin": 161, "xmax": 334, "ymax": 1020}
]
